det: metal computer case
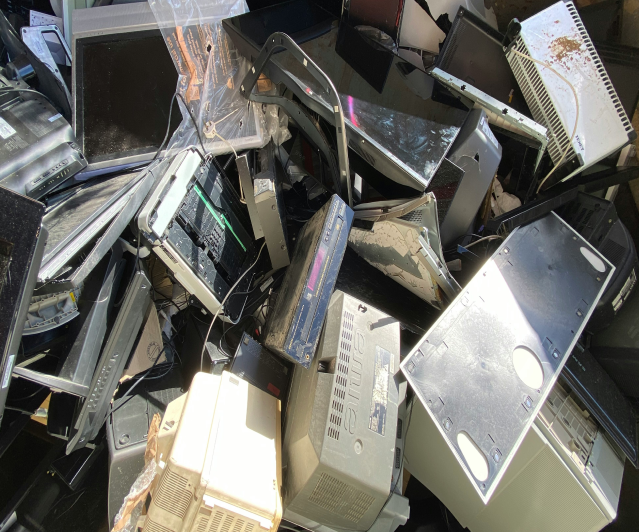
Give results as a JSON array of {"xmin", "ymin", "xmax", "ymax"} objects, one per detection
[{"xmin": 401, "ymin": 213, "xmax": 615, "ymax": 502}]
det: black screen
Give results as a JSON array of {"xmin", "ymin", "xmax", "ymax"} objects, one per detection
[{"xmin": 78, "ymin": 31, "xmax": 181, "ymax": 162}]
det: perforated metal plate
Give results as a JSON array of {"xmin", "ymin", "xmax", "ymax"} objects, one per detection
[{"xmin": 401, "ymin": 213, "xmax": 614, "ymax": 502}]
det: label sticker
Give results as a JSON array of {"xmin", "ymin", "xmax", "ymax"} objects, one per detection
[
  {"xmin": 48, "ymin": 113, "xmax": 62, "ymax": 122},
  {"xmin": 260, "ymin": 276, "xmax": 274, "ymax": 292},
  {"xmin": 2, "ymin": 354, "xmax": 15, "ymax": 388},
  {"xmin": 0, "ymin": 117, "xmax": 16, "ymax": 140},
  {"xmin": 369, "ymin": 346, "xmax": 391, "ymax": 436},
  {"xmin": 267, "ymin": 382, "xmax": 281, "ymax": 397}
]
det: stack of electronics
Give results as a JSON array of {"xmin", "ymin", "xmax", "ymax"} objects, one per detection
[{"xmin": 1, "ymin": 1, "xmax": 639, "ymax": 532}]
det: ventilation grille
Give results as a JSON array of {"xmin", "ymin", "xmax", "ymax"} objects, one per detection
[
  {"xmin": 508, "ymin": 38, "xmax": 577, "ymax": 166},
  {"xmin": 602, "ymin": 238, "xmax": 626, "ymax": 267},
  {"xmin": 154, "ymin": 468, "xmax": 193, "ymax": 520},
  {"xmin": 566, "ymin": 2, "xmax": 633, "ymax": 134},
  {"xmin": 399, "ymin": 209, "xmax": 423, "ymax": 224},
  {"xmin": 395, "ymin": 447, "xmax": 402, "ymax": 469},
  {"xmin": 308, "ymin": 473, "xmax": 376, "ymax": 523},
  {"xmin": 145, "ymin": 519, "xmax": 174, "ymax": 532},
  {"xmin": 328, "ymin": 310, "xmax": 354, "ymax": 441},
  {"xmin": 195, "ymin": 509, "xmax": 257, "ymax": 532},
  {"xmin": 397, "ymin": 418, "xmax": 403, "ymax": 440}
]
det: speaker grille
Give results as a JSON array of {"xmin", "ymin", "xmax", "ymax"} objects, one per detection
[
  {"xmin": 308, "ymin": 473, "xmax": 375, "ymax": 523},
  {"xmin": 154, "ymin": 468, "xmax": 192, "ymax": 519},
  {"xmin": 485, "ymin": 446, "xmax": 606, "ymax": 531}
]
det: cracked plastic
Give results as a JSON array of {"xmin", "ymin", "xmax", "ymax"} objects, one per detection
[{"xmin": 148, "ymin": 0, "xmax": 269, "ymax": 156}]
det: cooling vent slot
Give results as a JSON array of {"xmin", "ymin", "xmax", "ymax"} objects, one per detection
[
  {"xmin": 395, "ymin": 447, "xmax": 402, "ymax": 469},
  {"xmin": 397, "ymin": 418, "xmax": 403, "ymax": 440},
  {"xmin": 220, "ymin": 514, "xmax": 235, "ymax": 532},
  {"xmin": 399, "ymin": 209, "xmax": 423, "ymax": 224},
  {"xmin": 601, "ymin": 238, "xmax": 625, "ymax": 267},
  {"xmin": 508, "ymin": 39, "xmax": 577, "ymax": 166},
  {"xmin": 145, "ymin": 519, "xmax": 174, "ymax": 532},
  {"xmin": 566, "ymin": 2, "xmax": 633, "ymax": 134},
  {"xmin": 308, "ymin": 473, "xmax": 376, "ymax": 523},
  {"xmin": 154, "ymin": 468, "xmax": 193, "ymax": 520},
  {"xmin": 328, "ymin": 310, "xmax": 354, "ymax": 441},
  {"xmin": 196, "ymin": 510, "xmax": 225, "ymax": 532}
]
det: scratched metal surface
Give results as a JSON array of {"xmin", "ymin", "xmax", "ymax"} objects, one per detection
[
  {"xmin": 401, "ymin": 213, "xmax": 615, "ymax": 502},
  {"xmin": 273, "ymin": 29, "xmax": 468, "ymax": 191},
  {"xmin": 42, "ymin": 172, "xmax": 139, "ymax": 263}
]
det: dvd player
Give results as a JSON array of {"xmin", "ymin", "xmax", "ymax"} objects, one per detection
[{"xmin": 264, "ymin": 194, "xmax": 353, "ymax": 368}]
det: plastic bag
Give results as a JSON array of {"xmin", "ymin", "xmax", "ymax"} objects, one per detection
[
  {"xmin": 111, "ymin": 413, "xmax": 162, "ymax": 532},
  {"xmin": 148, "ymin": 0, "xmax": 267, "ymax": 157},
  {"xmin": 265, "ymin": 104, "xmax": 293, "ymax": 147}
]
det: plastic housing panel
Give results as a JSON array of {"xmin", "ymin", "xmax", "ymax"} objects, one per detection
[
  {"xmin": 401, "ymin": 213, "xmax": 614, "ymax": 502},
  {"xmin": 282, "ymin": 290, "xmax": 402, "ymax": 531},
  {"xmin": 506, "ymin": 1, "xmax": 634, "ymax": 179}
]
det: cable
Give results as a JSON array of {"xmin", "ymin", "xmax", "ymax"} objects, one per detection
[
  {"xmin": 152, "ymin": 90, "xmax": 178, "ymax": 162},
  {"xmin": 7, "ymin": 384, "xmax": 46, "ymax": 402},
  {"xmin": 105, "ymin": 346, "xmax": 167, "ymax": 419},
  {"xmin": 508, "ymin": 49, "xmax": 580, "ymax": 194},
  {"xmin": 0, "ymin": 88, "xmax": 57, "ymax": 109},
  {"xmin": 463, "ymin": 235, "xmax": 504, "ymax": 249},
  {"xmin": 219, "ymin": 313, "xmax": 262, "ymax": 357},
  {"xmin": 200, "ymin": 242, "xmax": 266, "ymax": 371},
  {"xmin": 177, "ymin": 92, "xmax": 207, "ymax": 156}
]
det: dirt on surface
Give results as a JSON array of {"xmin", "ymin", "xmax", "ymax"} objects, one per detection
[{"xmin": 549, "ymin": 35, "xmax": 582, "ymax": 63}]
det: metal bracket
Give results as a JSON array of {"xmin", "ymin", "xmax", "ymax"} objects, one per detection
[
  {"xmin": 418, "ymin": 233, "xmax": 461, "ymax": 300},
  {"xmin": 239, "ymin": 32, "xmax": 352, "ymax": 207},
  {"xmin": 250, "ymin": 93, "xmax": 341, "ymax": 195}
]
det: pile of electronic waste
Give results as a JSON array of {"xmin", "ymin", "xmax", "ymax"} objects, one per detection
[{"xmin": 1, "ymin": 1, "xmax": 639, "ymax": 532}]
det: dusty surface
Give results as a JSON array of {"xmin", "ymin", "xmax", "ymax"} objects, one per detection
[{"xmin": 550, "ymin": 35, "xmax": 583, "ymax": 63}]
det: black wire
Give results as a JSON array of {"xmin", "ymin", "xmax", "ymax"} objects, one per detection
[
  {"xmin": 219, "ymin": 313, "xmax": 262, "ymax": 357},
  {"xmin": 104, "ymin": 346, "xmax": 167, "ymax": 420},
  {"xmin": 7, "ymin": 384, "xmax": 46, "ymax": 402},
  {"xmin": 223, "ymin": 153, "xmax": 235, "ymax": 171},
  {"xmin": 0, "ymin": 88, "xmax": 57, "ymax": 110},
  {"xmin": 104, "ymin": 316, "xmax": 187, "ymax": 421},
  {"xmin": 177, "ymin": 93, "xmax": 206, "ymax": 156},
  {"xmin": 152, "ymin": 91, "xmax": 178, "ymax": 162}
]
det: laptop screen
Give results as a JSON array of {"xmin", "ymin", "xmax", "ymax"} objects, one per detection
[{"xmin": 75, "ymin": 29, "xmax": 181, "ymax": 168}]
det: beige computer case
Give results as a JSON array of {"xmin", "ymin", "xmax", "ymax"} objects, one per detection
[
  {"xmin": 404, "ymin": 383, "xmax": 624, "ymax": 532},
  {"xmin": 144, "ymin": 371, "xmax": 282, "ymax": 532}
]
